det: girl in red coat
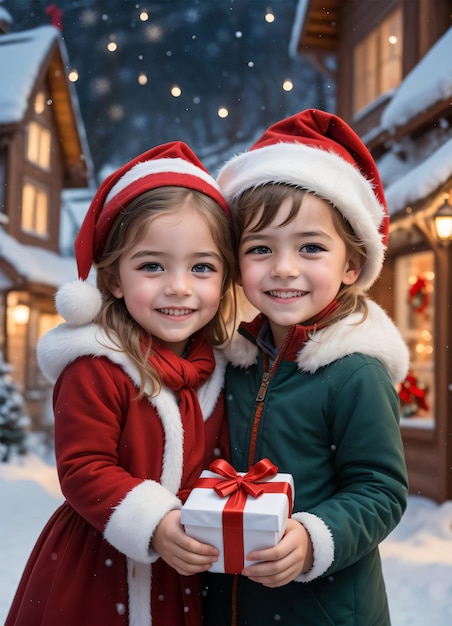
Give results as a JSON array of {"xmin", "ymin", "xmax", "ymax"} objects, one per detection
[{"xmin": 6, "ymin": 142, "xmax": 235, "ymax": 626}]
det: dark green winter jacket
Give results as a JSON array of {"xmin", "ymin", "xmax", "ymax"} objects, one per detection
[{"xmin": 204, "ymin": 300, "xmax": 409, "ymax": 626}]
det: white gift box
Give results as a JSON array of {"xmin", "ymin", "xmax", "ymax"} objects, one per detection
[{"xmin": 181, "ymin": 465, "xmax": 294, "ymax": 574}]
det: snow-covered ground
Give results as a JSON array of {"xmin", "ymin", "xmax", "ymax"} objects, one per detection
[{"xmin": 1, "ymin": 448, "xmax": 452, "ymax": 625}]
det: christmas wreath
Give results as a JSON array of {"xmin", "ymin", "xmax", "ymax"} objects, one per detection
[{"xmin": 409, "ymin": 276, "xmax": 429, "ymax": 313}]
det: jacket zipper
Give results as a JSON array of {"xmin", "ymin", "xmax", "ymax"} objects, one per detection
[{"xmin": 247, "ymin": 326, "xmax": 295, "ymax": 468}]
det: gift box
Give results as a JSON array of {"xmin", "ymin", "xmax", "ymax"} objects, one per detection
[{"xmin": 181, "ymin": 458, "xmax": 294, "ymax": 574}]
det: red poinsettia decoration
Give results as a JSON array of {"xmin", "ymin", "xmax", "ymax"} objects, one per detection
[{"xmin": 398, "ymin": 370, "xmax": 429, "ymax": 416}]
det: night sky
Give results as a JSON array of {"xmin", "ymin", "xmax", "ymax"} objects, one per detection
[{"xmin": 7, "ymin": 0, "xmax": 334, "ymax": 176}]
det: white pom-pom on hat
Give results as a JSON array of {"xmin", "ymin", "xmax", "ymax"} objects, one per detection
[{"xmin": 55, "ymin": 280, "xmax": 103, "ymax": 325}]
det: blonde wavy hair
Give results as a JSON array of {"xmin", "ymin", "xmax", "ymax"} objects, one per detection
[
  {"xmin": 231, "ymin": 184, "xmax": 369, "ymax": 328},
  {"xmin": 94, "ymin": 186, "xmax": 236, "ymax": 397}
]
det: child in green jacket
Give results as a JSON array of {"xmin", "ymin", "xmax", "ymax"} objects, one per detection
[{"xmin": 204, "ymin": 109, "xmax": 409, "ymax": 625}]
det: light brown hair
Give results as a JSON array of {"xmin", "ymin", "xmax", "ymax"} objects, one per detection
[
  {"xmin": 95, "ymin": 186, "xmax": 236, "ymax": 396},
  {"xmin": 231, "ymin": 183, "xmax": 369, "ymax": 327}
]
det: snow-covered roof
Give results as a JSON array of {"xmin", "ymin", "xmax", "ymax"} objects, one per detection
[
  {"xmin": 374, "ymin": 26, "xmax": 452, "ymax": 215},
  {"xmin": 380, "ymin": 26, "xmax": 452, "ymax": 132},
  {"xmin": 288, "ymin": 0, "xmax": 309, "ymax": 59},
  {"xmin": 381, "ymin": 138, "xmax": 452, "ymax": 214},
  {"xmin": 0, "ymin": 6, "xmax": 12, "ymax": 25},
  {"xmin": 0, "ymin": 25, "xmax": 62, "ymax": 125},
  {"xmin": 0, "ymin": 230, "xmax": 78, "ymax": 288}
]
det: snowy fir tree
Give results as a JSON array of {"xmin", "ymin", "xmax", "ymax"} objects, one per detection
[{"xmin": 0, "ymin": 352, "xmax": 30, "ymax": 462}]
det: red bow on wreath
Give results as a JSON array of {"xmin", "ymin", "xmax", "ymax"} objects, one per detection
[{"xmin": 409, "ymin": 276, "xmax": 429, "ymax": 313}]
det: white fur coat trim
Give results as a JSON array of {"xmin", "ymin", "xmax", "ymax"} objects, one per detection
[
  {"xmin": 224, "ymin": 299, "xmax": 409, "ymax": 386},
  {"xmin": 104, "ymin": 480, "xmax": 181, "ymax": 563},
  {"xmin": 292, "ymin": 512, "xmax": 335, "ymax": 582}
]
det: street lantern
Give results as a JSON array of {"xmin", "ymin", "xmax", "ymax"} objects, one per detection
[{"xmin": 433, "ymin": 197, "xmax": 452, "ymax": 242}]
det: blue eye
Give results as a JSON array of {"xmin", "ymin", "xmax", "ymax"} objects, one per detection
[
  {"xmin": 300, "ymin": 244, "xmax": 323, "ymax": 254},
  {"xmin": 249, "ymin": 246, "xmax": 271, "ymax": 255},
  {"xmin": 140, "ymin": 262, "xmax": 163, "ymax": 272},
  {"xmin": 192, "ymin": 264, "xmax": 214, "ymax": 273}
]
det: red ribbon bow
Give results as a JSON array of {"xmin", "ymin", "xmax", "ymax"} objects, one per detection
[
  {"xmin": 209, "ymin": 457, "xmax": 278, "ymax": 498},
  {"xmin": 194, "ymin": 458, "xmax": 292, "ymax": 574}
]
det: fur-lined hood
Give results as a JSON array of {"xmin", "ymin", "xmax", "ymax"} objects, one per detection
[{"xmin": 223, "ymin": 299, "xmax": 409, "ymax": 386}]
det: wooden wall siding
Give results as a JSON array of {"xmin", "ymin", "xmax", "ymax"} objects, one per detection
[
  {"xmin": 432, "ymin": 244, "xmax": 452, "ymax": 501},
  {"xmin": 403, "ymin": 436, "xmax": 440, "ymax": 501},
  {"xmin": 339, "ymin": 0, "xmax": 451, "ymax": 122},
  {"xmin": 336, "ymin": 0, "xmax": 400, "ymax": 121},
  {"xmin": 294, "ymin": 0, "xmax": 341, "ymax": 54},
  {"xmin": 417, "ymin": 0, "xmax": 452, "ymax": 59},
  {"xmin": 5, "ymin": 130, "xmax": 26, "ymax": 238},
  {"xmin": 47, "ymin": 47, "xmax": 88, "ymax": 187}
]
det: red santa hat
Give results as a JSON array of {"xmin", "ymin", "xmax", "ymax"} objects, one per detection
[
  {"xmin": 217, "ymin": 109, "xmax": 388, "ymax": 290},
  {"xmin": 57, "ymin": 141, "xmax": 230, "ymax": 326}
]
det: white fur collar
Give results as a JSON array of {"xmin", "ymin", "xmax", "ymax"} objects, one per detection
[
  {"xmin": 37, "ymin": 322, "xmax": 226, "ymax": 423},
  {"xmin": 224, "ymin": 299, "xmax": 409, "ymax": 385}
]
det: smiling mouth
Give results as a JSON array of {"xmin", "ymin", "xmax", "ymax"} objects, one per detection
[
  {"xmin": 157, "ymin": 308, "xmax": 194, "ymax": 316},
  {"xmin": 267, "ymin": 290, "xmax": 305, "ymax": 298}
]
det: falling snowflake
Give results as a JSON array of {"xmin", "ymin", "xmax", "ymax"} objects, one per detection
[
  {"xmin": 80, "ymin": 9, "xmax": 98, "ymax": 27},
  {"xmin": 92, "ymin": 77, "xmax": 111, "ymax": 96},
  {"xmin": 108, "ymin": 105, "xmax": 125, "ymax": 121},
  {"xmin": 145, "ymin": 24, "xmax": 163, "ymax": 42}
]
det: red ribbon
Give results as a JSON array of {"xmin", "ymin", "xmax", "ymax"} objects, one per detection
[{"xmin": 194, "ymin": 458, "xmax": 293, "ymax": 574}]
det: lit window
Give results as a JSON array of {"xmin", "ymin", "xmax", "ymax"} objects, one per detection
[
  {"xmin": 34, "ymin": 92, "xmax": 46, "ymax": 115},
  {"xmin": 26, "ymin": 121, "xmax": 51, "ymax": 169},
  {"xmin": 395, "ymin": 252, "xmax": 434, "ymax": 423},
  {"xmin": 353, "ymin": 8, "xmax": 402, "ymax": 113},
  {"xmin": 21, "ymin": 182, "xmax": 49, "ymax": 237}
]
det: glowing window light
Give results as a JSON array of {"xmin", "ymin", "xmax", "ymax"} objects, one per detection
[
  {"xmin": 14, "ymin": 304, "xmax": 30, "ymax": 325},
  {"xmin": 34, "ymin": 92, "xmax": 45, "ymax": 114}
]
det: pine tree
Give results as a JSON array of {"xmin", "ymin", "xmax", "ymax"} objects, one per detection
[{"xmin": 0, "ymin": 352, "xmax": 30, "ymax": 462}]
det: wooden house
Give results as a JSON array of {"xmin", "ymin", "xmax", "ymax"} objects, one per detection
[
  {"xmin": 0, "ymin": 20, "xmax": 94, "ymax": 424},
  {"xmin": 291, "ymin": 0, "xmax": 452, "ymax": 501}
]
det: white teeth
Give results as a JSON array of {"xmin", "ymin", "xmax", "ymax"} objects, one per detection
[
  {"xmin": 269, "ymin": 290, "xmax": 302, "ymax": 298},
  {"xmin": 159, "ymin": 308, "xmax": 192, "ymax": 316}
]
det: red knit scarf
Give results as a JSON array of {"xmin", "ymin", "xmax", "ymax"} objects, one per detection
[
  {"xmin": 148, "ymin": 332, "xmax": 216, "ymax": 503},
  {"xmin": 149, "ymin": 330, "xmax": 216, "ymax": 421}
]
